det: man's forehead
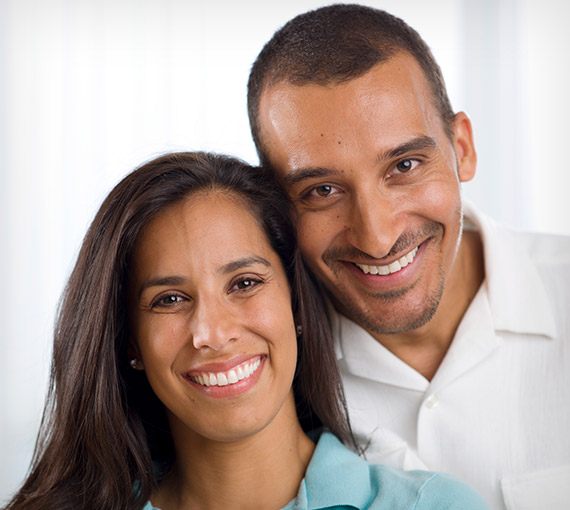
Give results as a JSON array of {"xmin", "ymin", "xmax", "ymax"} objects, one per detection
[
  {"xmin": 260, "ymin": 52, "xmax": 429, "ymax": 109},
  {"xmin": 258, "ymin": 53, "xmax": 441, "ymax": 172}
]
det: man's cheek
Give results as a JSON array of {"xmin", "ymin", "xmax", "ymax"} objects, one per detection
[
  {"xmin": 414, "ymin": 178, "xmax": 460, "ymax": 211},
  {"xmin": 297, "ymin": 217, "xmax": 327, "ymax": 265}
]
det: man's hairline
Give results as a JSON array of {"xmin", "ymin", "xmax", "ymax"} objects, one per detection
[{"xmin": 254, "ymin": 50, "xmax": 455, "ymax": 168}]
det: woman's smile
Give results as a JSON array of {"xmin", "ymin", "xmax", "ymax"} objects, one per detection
[
  {"xmin": 183, "ymin": 355, "xmax": 266, "ymax": 398},
  {"xmin": 186, "ymin": 354, "xmax": 263, "ymax": 387}
]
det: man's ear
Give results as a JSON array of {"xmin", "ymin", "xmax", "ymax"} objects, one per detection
[{"xmin": 452, "ymin": 112, "xmax": 477, "ymax": 183}]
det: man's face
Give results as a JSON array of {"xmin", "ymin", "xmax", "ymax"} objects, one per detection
[{"xmin": 258, "ymin": 52, "xmax": 476, "ymax": 336}]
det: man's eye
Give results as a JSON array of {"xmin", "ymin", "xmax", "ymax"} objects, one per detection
[
  {"xmin": 314, "ymin": 184, "xmax": 333, "ymax": 196},
  {"xmin": 151, "ymin": 294, "xmax": 185, "ymax": 308},
  {"xmin": 395, "ymin": 159, "xmax": 419, "ymax": 173},
  {"xmin": 306, "ymin": 184, "xmax": 339, "ymax": 199}
]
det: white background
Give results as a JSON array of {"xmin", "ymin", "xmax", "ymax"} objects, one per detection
[{"xmin": 1, "ymin": 0, "xmax": 569, "ymax": 502}]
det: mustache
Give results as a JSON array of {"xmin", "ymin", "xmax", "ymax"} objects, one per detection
[{"xmin": 323, "ymin": 221, "xmax": 442, "ymax": 264}]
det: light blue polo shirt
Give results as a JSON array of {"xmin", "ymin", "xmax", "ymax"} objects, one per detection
[{"xmin": 143, "ymin": 432, "xmax": 488, "ymax": 509}]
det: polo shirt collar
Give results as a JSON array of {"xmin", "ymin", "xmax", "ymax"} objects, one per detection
[
  {"xmin": 464, "ymin": 201, "xmax": 557, "ymax": 339},
  {"xmin": 294, "ymin": 432, "xmax": 371, "ymax": 509}
]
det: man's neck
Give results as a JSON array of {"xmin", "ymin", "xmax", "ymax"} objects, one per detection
[{"xmin": 371, "ymin": 230, "xmax": 485, "ymax": 381}]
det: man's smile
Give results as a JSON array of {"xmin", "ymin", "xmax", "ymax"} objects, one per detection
[{"xmin": 353, "ymin": 245, "xmax": 419, "ymax": 275}]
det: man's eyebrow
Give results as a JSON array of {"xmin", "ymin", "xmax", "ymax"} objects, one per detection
[
  {"xmin": 381, "ymin": 136, "xmax": 437, "ymax": 161},
  {"xmin": 220, "ymin": 256, "xmax": 271, "ymax": 274},
  {"xmin": 282, "ymin": 137, "xmax": 436, "ymax": 186},
  {"xmin": 138, "ymin": 276, "xmax": 186, "ymax": 299},
  {"xmin": 282, "ymin": 167, "xmax": 336, "ymax": 187}
]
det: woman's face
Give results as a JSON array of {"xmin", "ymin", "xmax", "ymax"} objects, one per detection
[{"xmin": 129, "ymin": 190, "xmax": 298, "ymax": 444}]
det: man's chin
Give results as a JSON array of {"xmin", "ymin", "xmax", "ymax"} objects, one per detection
[
  {"xmin": 332, "ymin": 285, "xmax": 443, "ymax": 336},
  {"xmin": 353, "ymin": 305, "xmax": 438, "ymax": 335}
]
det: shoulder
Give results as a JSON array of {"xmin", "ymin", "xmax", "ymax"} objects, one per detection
[
  {"xmin": 475, "ymin": 210, "xmax": 570, "ymax": 330},
  {"xmin": 308, "ymin": 433, "xmax": 488, "ymax": 509},
  {"xmin": 467, "ymin": 201, "xmax": 570, "ymax": 268},
  {"xmin": 512, "ymin": 229, "xmax": 570, "ymax": 309},
  {"xmin": 485, "ymin": 215, "xmax": 570, "ymax": 276},
  {"xmin": 367, "ymin": 467, "xmax": 489, "ymax": 509},
  {"xmin": 515, "ymin": 229, "xmax": 570, "ymax": 266},
  {"xmin": 412, "ymin": 472, "xmax": 489, "ymax": 509}
]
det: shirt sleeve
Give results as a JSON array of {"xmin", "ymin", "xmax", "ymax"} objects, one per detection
[{"xmin": 414, "ymin": 473, "xmax": 490, "ymax": 510}]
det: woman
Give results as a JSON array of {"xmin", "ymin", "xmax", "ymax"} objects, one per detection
[{"xmin": 4, "ymin": 152, "xmax": 487, "ymax": 510}]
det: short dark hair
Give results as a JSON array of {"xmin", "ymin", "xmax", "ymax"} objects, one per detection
[
  {"xmin": 6, "ymin": 152, "xmax": 353, "ymax": 510},
  {"xmin": 248, "ymin": 3, "xmax": 455, "ymax": 163}
]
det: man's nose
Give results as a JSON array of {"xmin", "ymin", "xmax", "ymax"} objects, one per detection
[
  {"xmin": 191, "ymin": 298, "xmax": 238, "ymax": 351},
  {"xmin": 346, "ymin": 190, "xmax": 401, "ymax": 259}
]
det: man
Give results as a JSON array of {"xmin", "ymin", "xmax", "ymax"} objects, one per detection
[{"xmin": 247, "ymin": 4, "xmax": 570, "ymax": 509}]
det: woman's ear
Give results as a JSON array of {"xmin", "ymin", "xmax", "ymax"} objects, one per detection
[
  {"xmin": 452, "ymin": 111, "xmax": 477, "ymax": 183},
  {"xmin": 127, "ymin": 344, "xmax": 144, "ymax": 371}
]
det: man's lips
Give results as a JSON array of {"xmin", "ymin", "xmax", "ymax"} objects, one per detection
[
  {"xmin": 328, "ymin": 239, "xmax": 431, "ymax": 290},
  {"xmin": 352, "ymin": 245, "xmax": 419, "ymax": 276},
  {"xmin": 323, "ymin": 221, "xmax": 442, "ymax": 276}
]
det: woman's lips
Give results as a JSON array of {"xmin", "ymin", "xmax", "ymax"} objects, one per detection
[
  {"xmin": 182, "ymin": 355, "xmax": 266, "ymax": 399},
  {"xmin": 186, "ymin": 356, "xmax": 263, "ymax": 387}
]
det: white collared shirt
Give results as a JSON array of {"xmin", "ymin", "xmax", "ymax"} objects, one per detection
[{"xmin": 335, "ymin": 202, "xmax": 570, "ymax": 510}]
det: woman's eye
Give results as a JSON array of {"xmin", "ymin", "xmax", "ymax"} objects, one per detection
[
  {"xmin": 151, "ymin": 294, "xmax": 186, "ymax": 308},
  {"xmin": 395, "ymin": 159, "xmax": 419, "ymax": 173},
  {"xmin": 231, "ymin": 277, "xmax": 263, "ymax": 292}
]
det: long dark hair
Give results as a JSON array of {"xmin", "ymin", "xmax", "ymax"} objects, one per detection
[{"xmin": 4, "ymin": 152, "xmax": 353, "ymax": 510}]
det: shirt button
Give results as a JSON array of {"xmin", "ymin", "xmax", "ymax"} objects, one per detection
[{"xmin": 424, "ymin": 394, "xmax": 440, "ymax": 409}]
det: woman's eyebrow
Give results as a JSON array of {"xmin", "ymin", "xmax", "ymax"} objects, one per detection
[
  {"xmin": 220, "ymin": 256, "xmax": 271, "ymax": 274},
  {"xmin": 138, "ymin": 275, "xmax": 186, "ymax": 299},
  {"xmin": 136, "ymin": 257, "xmax": 271, "ymax": 298}
]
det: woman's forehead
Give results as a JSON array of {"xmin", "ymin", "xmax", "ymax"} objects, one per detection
[{"xmin": 131, "ymin": 191, "xmax": 279, "ymax": 281}]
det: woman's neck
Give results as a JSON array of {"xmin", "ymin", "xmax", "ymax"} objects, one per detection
[{"xmin": 152, "ymin": 394, "xmax": 315, "ymax": 510}]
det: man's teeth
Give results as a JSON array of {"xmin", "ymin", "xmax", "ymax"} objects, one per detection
[
  {"xmin": 190, "ymin": 357, "xmax": 262, "ymax": 387},
  {"xmin": 355, "ymin": 247, "xmax": 418, "ymax": 275}
]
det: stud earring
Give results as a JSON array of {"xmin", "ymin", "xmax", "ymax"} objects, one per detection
[
  {"xmin": 296, "ymin": 324, "xmax": 303, "ymax": 336},
  {"xmin": 129, "ymin": 358, "xmax": 139, "ymax": 369}
]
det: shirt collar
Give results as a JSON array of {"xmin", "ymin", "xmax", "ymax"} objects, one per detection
[
  {"xmin": 147, "ymin": 434, "xmax": 369, "ymax": 510},
  {"xmin": 296, "ymin": 432, "xmax": 371, "ymax": 509},
  {"xmin": 333, "ymin": 309, "xmax": 429, "ymax": 390},
  {"xmin": 464, "ymin": 200, "xmax": 557, "ymax": 339},
  {"xmin": 333, "ymin": 201, "xmax": 557, "ymax": 388}
]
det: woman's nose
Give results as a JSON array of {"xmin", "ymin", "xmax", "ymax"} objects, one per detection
[{"xmin": 191, "ymin": 299, "xmax": 239, "ymax": 351}]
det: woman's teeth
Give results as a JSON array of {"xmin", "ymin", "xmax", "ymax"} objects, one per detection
[
  {"xmin": 355, "ymin": 246, "xmax": 418, "ymax": 275},
  {"xmin": 189, "ymin": 357, "xmax": 262, "ymax": 387}
]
